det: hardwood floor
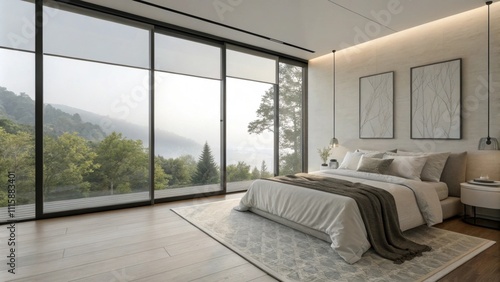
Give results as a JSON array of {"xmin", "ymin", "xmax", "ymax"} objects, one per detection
[{"xmin": 0, "ymin": 193, "xmax": 498, "ymax": 281}]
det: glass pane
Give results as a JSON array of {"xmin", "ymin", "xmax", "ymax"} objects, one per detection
[
  {"xmin": 226, "ymin": 77, "xmax": 274, "ymax": 192},
  {"xmin": 154, "ymin": 72, "xmax": 221, "ymax": 198},
  {"xmin": 226, "ymin": 48, "xmax": 277, "ymax": 84},
  {"xmin": 0, "ymin": 0, "xmax": 35, "ymax": 51},
  {"xmin": 155, "ymin": 33, "xmax": 221, "ymax": 79},
  {"xmin": 44, "ymin": 4, "xmax": 149, "ymax": 68},
  {"xmin": 278, "ymin": 62, "xmax": 303, "ymax": 175},
  {"xmin": 0, "ymin": 48, "xmax": 36, "ymax": 222},
  {"xmin": 43, "ymin": 55, "xmax": 150, "ymax": 213}
]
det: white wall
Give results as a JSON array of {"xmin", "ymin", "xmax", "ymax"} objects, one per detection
[{"xmin": 308, "ymin": 3, "xmax": 500, "ymax": 180}]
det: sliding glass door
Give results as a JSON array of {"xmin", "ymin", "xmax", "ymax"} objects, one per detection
[
  {"xmin": 42, "ymin": 4, "xmax": 152, "ymax": 213},
  {"xmin": 226, "ymin": 47, "xmax": 277, "ymax": 192},
  {"xmin": 0, "ymin": 0, "xmax": 36, "ymax": 221},
  {"xmin": 154, "ymin": 32, "xmax": 222, "ymax": 199}
]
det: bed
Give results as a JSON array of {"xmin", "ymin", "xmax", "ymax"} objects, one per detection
[{"xmin": 235, "ymin": 150, "xmax": 466, "ymax": 264}]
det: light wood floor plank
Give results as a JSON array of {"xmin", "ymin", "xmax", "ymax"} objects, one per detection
[
  {"xmin": 134, "ymin": 253, "xmax": 248, "ymax": 282},
  {"xmin": 0, "ymin": 250, "xmax": 64, "ymax": 271},
  {"xmin": 4, "ymin": 248, "xmax": 169, "ymax": 282},
  {"xmin": 190, "ymin": 263, "xmax": 269, "ymax": 282},
  {"xmin": 69, "ymin": 244, "xmax": 234, "ymax": 282},
  {"xmin": 17, "ymin": 248, "xmax": 169, "ymax": 282},
  {"xmin": 164, "ymin": 236, "xmax": 223, "ymax": 257},
  {"xmin": 0, "ymin": 226, "xmax": 67, "ymax": 241},
  {"xmin": 1, "ymin": 220, "xmax": 197, "ymax": 256},
  {"xmin": 63, "ymin": 227, "xmax": 205, "ymax": 258}
]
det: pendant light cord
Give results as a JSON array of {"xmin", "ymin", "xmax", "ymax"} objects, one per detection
[
  {"xmin": 487, "ymin": 1, "xmax": 492, "ymax": 143},
  {"xmin": 332, "ymin": 50, "xmax": 336, "ymax": 139}
]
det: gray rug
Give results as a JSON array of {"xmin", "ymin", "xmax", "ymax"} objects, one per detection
[{"xmin": 172, "ymin": 199, "xmax": 495, "ymax": 282}]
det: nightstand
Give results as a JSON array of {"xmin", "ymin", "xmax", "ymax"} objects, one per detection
[
  {"xmin": 319, "ymin": 165, "xmax": 334, "ymax": 171},
  {"xmin": 460, "ymin": 182, "xmax": 500, "ymax": 230}
]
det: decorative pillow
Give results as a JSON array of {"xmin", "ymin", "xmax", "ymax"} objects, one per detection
[
  {"xmin": 356, "ymin": 156, "xmax": 394, "ymax": 174},
  {"xmin": 356, "ymin": 149, "xmax": 395, "ymax": 157},
  {"xmin": 382, "ymin": 155, "xmax": 428, "ymax": 180},
  {"xmin": 363, "ymin": 152, "xmax": 385, "ymax": 158},
  {"xmin": 396, "ymin": 151, "xmax": 450, "ymax": 182},
  {"xmin": 338, "ymin": 151, "xmax": 365, "ymax": 170}
]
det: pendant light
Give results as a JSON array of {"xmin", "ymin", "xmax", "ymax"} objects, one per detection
[
  {"xmin": 478, "ymin": 1, "xmax": 499, "ymax": 150},
  {"xmin": 329, "ymin": 50, "xmax": 339, "ymax": 148}
]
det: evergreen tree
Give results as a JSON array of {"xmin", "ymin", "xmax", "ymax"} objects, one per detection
[
  {"xmin": 251, "ymin": 166, "xmax": 260, "ymax": 179},
  {"xmin": 192, "ymin": 142, "xmax": 219, "ymax": 185},
  {"xmin": 260, "ymin": 160, "xmax": 272, "ymax": 178}
]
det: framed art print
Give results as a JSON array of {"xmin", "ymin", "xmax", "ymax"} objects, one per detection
[
  {"xmin": 359, "ymin": 71, "xmax": 394, "ymax": 139},
  {"xmin": 411, "ymin": 59, "xmax": 461, "ymax": 139}
]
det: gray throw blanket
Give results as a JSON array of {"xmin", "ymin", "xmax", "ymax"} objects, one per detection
[{"xmin": 266, "ymin": 173, "xmax": 431, "ymax": 264}]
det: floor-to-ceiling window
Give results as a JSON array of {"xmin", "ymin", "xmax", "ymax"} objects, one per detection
[
  {"xmin": 0, "ymin": 0, "xmax": 36, "ymax": 221},
  {"xmin": 154, "ymin": 32, "xmax": 222, "ymax": 199},
  {"xmin": 226, "ymin": 46, "xmax": 277, "ymax": 192},
  {"xmin": 0, "ymin": 0, "xmax": 306, "ymax": 223},
  {"xmin": 42, "ymin": 4, "xmax": 152, "ymax": 213}
]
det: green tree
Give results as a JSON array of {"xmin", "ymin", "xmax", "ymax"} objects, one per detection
[
  {"xmin": 93, "ymin": 132, "xmax": 148, "ymax": 195},
  {"xmin": 226, "ymin": 161, "xmax": 251, "ymax": 182},
  {"xmin": 153, "ymin": 156, "xmax": 171, "ymax": 190},
  {"xmin": 0, "ymin": 128, "xmax": 35, "ymax": 206},
  {"xmin": 192, "ymin": 142, "xmax": 219, "ymax": 185},
  {"xmin": 248, "ymin": 63, "xmax": 303, "ymax": 175},
  {"xmin": 43, "ymin": 132, "xmax": 98, "ymax": 198},
  {"xmin": 157, "ymin": 154, "xmax": 196, "ymax": 187},
  {"xmin": 251, "ymin": 166, "xmax": 260, "ymax": 179}
]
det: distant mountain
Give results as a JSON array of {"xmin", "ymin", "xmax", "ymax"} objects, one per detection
[
  {"xmin": 50, "ymin": 104, "xmax": 202, "ymax": 158},
  {"xmin": 0, "ymin": 86, "xmax": 204, "ymax": 159},
  {"xmin": 0, "ymin": 87, "xmax": 106, "ymax": 141},
  {"xmin": 44, "ymin": 104, "xmax": 107, "ymax": 141},
  {"xmin": 0, "ymin": 87, "xmax": 35, "ymax": 125}
]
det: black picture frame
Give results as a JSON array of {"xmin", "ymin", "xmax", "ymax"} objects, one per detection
[
  {"xmin": 359, "ymin": 71, "xmax": 394, "ymax": 139},
  {"xmin": 410, "ymin": 59, "xmax": 462, "ymax": 139}
]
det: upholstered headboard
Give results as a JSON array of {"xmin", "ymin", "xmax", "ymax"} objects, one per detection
[
  {"xmin": 465, "ymin": 151, "xmax": 500, "ymax": 183},
  {"xmin": 440, "ymin": 152, "xmax": 467, "ymax": 197}
]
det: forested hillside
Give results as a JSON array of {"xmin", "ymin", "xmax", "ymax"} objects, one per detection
[
  {"xmin": 0, "ymin": 87, "xmax": 106, "ymax": 141},
  {"xmin": 0, "ymin": 86, "xmax": 267, "ymax": 208}
]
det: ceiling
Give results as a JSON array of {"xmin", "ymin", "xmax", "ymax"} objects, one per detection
[{"xmin": 80, "ymin": 0, "xmax": 489, "ymax": 60}]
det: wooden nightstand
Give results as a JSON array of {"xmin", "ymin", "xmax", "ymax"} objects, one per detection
[{"xmin": 460, "ymin": 182, "xmax": 500, "ymax": 230}]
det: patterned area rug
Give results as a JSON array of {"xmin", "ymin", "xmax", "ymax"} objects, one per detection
[{"xmin": 172, "ymin": 199, "xmax": 495, "ymax": 282}]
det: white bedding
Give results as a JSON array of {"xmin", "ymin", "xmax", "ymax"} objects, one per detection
[{"xmin": 235, "ymin": 169, "xmax": 445, "ymax": 264}]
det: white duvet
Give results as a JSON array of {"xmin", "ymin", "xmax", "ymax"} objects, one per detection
[{"xmin": 235, "ymin": 169, "xmax": 445, "ymax": 264}]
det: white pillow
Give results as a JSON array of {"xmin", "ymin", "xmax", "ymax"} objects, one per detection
[
  {"xmin": 396, "ymin": 151, "xmax": 450, "ymax": 182},
  {"xmin": 338, "ymin": 151, "xmax": 365, "ymax": 170},
  {"xmin": 382, "ymin": 155, "xmax": 428, "ymax": 180}
]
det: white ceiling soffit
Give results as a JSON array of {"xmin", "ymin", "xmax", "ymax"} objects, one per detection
[{"xmin": 80, "ymin": 0, "xmax": 487, "ymax": 60}]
